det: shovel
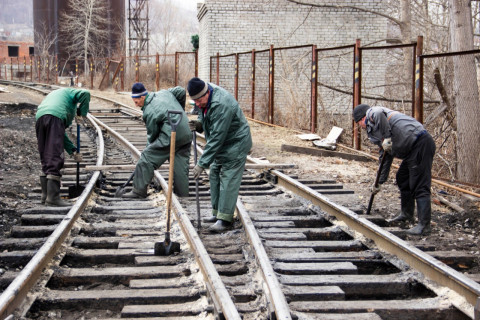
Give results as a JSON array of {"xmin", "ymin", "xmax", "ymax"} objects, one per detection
[
  {"xmin": 114, "ymin": 171, "xmax": 135, "ymax": 197},
  {"xmin": 192, "ymin": 131, "xmax": 201, "ymax": 229},
  {"xmin": 154, "ymin": 110, "xmax": 182, "ymax": 256},
  {"xmin": 366, "ymin": 153, "xmax": 387, "ymax": 215},
  {"xmin": 68, "ymin": 123, "xmax": 85, "ymax": 198}
]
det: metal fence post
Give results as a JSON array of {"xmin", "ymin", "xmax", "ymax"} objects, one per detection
[
  {"xmin": 175, "ymin": 52, "xmax": 179, "ymax": 86},
  {"xmin": 251, "ymin": 49, "xmax": 256, "ymax": 119},
  {"xmin": 414, "ymin": 35, "xmax": 424, "ymax": 123},
  {"xmin": 24, "ymin": 57, "xmax": 26, "ymax": 82},
  {"xmin": 121, "ymin": 57, "xmax": 125, "ymax": 91},
  {"xmin": 234, "ymin": 53, "xmax": 239, "ymax": 100},
  {"xmin": 75, "ymin": 58, "xmax": 78, "ymax": 86},
  {"xmin": 353, "ymin": 39, "xmax": 362, "ymax": 150},
  {"xmin": 311, "ymin": 45, "xmax": 318, "ymax": 133},
  {"xmin": 268, "ymin": 45, "xmax": 274, "ymax": 125},
  {"xmin": 216, "ymin": 52, "xmax": 220, "ymax": 85},
  {"xmin": 156, "ymin": 53, "xmax": 159, "ymax": 91},
  {"xmin": 55, "ymin": 55, "xmax": 58, "ymax": 84}
]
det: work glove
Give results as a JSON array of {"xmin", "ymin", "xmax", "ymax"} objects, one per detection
[
  {"xmin": 370, "ymin": 183, "xmax": 381, "ymax": 195},
  {"xmin": 192, "ymin": 165, "xmax": 205, "ymax": 180},
  {"xmin": 382, "ymin": 138, "xmax": 392, "ymax": 153},
  {"xmin": 73, "ymin": 152, "xmax": 83, "ymax": 162},
  {"xmin": 189, "ymin": 120, "xmax": 202, "ymax": 132}
]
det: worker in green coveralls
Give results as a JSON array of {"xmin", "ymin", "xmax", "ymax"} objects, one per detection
[
  {"xmin": 122, "ymin": 83, "xmax": 192, "ymax": 198},
  {"xmin": 35, "ymin": 88, "xmax": 90, "ymax": 206},
  {"xmin": 187, "ymin": 77, "xmax": 252, "ymax": 233}
]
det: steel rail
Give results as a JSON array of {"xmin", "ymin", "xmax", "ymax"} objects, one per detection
[
  {"xmin": 261, "ymin": 167, "xmax": 480, "ymax": 319},
  {"xmin": 0, "ymin": 114, "xmax": 104, "ymax": 319},
  {"xmin": 235, "ymin": 200, "xmax": 292, "ymax": 320},
  {"xmin": 90, "ymin": 116, "xmax": 241, "ymax": 320},
  {"xmin": 194, "ymin": 137, "xmax": 292, "ymax": 319}
]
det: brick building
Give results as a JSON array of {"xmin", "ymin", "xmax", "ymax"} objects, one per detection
[{"xmin": 196, "ymin": 0, "xmax": 388, "ymax": 132}]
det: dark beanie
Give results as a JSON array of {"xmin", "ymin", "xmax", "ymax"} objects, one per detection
[
  {"xmin": 187, "ymin": 77, "xmax": 207, "ymax": 99},
  {"xmin": 353, "ymin": 104, "xmax": 370, "ymax": 123},
  {"xmin": 131, "ymin": 82, "xmax": 148, "ymax": 98}
]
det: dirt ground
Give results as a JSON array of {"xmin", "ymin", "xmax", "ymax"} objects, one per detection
[{"xmin": 0, "ymin": 85, "xmax": 479, "ymax": 274}]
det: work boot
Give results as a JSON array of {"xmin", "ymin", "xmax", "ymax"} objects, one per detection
[
  {"xmin": 203, "ymin": 215, "xmax": 217, "ymax": 223},
  {"xmin": 45, "ymin": 175, "xmax": 71, "ymax": 207},
  {"xmin": 389, "ymin": 192, "xmax": 415, "ymax": 223},
  {"xmin": 208, "ymin": 219, "xmax": 233, "ymax": 233},
  {"xmin": 406, "ymin": 197, "xmax": 431, "ymax": 236},
  {"xmin": 40, "ymin": 175, "xmax": 47, "ymax": 204},
  {"xmin": 122, "ymin": 188, "xmax": 147, "ymax": 199}
]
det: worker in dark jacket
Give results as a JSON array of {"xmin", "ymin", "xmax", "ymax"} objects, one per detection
[
  {"xmin": 187, "ymin": 77, "xmax": 252, "ymax": 233},
  {"xmin": 122, "ymin": 83, "xmax": 192, "ymax": 198},
  {"xmin": 353, "ymin": 104, "xmax": 436, "ymax": 235},
  {"xmin": 35, "ymin": 88, "xmax": 90, "ymax": 206}
]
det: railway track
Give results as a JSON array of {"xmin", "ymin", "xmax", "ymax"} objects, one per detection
[{"xmin": 0, "ymin": 80, "xmax": 479, "ymax": 320}]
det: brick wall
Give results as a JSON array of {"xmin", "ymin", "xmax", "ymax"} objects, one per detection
[{"xmin": 197, "ymin": 0, "xmax": 388, "ymax": 135}]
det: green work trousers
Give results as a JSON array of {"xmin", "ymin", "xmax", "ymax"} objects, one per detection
[
  {"xmin": 209, "ymin": 156, "xmax": 246, "ymax": 222},
  {"xmin": 133, "ymin": 140, "xmax": 191, "ymax": 197}
]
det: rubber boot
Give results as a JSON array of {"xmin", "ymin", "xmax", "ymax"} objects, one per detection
[
  {"xmin": 208, "ymin": 219, "xmax": 233, "ymax": 233},
  {"xmin": 406, "ymin": 197, "xmax": 431, "ymax": 236},
  {"xmin": 203, "ymin": 215, "xmax": 217, "ymax": 223},
  {"xmin": 40, "ymin": 175, "xmax": 47, "ymax": 204},
  {"xmin": 122, "ymin": 188, "xmax": 147, "ymax": 199},
  {"xmin": 389, "ymin": 192, "xmax": 415, "ymax": 223},
  {"xmin": 46, "ymin": 175, "xmax": 71, "ymax": 207}
]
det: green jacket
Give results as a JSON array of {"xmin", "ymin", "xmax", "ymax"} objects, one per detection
[
  {"xmin": 141, "ymin": 87, "xmax": 191, "ymax": 148},
  {"xmin": 35, "ymin": 88, "xmax": 90, "ymax": 154},
  {"xmin": 197, "ymin": 84, "xmax": 252, "ymax": 168}
]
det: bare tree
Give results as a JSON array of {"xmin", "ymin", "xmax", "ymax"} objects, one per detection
[
  {"xmin": 150, "ymin": 0, "xmax": 180, "ymax": 56},
  {"xmin": 449, "ymin": 0, "xmax": 480, "ymax": 183},
  {"xmin": 60, "ymin": 0, "xmax": 111, "ymax": 75}
]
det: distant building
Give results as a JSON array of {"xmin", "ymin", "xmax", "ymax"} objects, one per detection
[{"xmin": 0, "ymin": 40, "xmax": 34, "ymax": 61}]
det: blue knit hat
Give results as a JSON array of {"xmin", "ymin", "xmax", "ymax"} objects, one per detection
[{"xmin": 131, "ymin": 82, "xmax": 148, "ymax": 98}]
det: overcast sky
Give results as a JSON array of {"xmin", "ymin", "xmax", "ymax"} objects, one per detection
[{"xmin": 175, "ymin": 0, "xmax": 204, "ymax": 12}]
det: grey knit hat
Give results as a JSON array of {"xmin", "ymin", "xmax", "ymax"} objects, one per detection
[{"xmin": 353, "ymin": 104, "xmax": 371, "ymax": 123}]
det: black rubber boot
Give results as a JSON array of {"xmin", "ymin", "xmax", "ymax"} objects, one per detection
[
  {"xmin": 40, "ymin": 175, "xmax": 47, "ymax": 204},
  {"xmin": 208, "ymin": 219, "xmax": 233, "ymax": 233},
  {"xmin": 406, "ymin": 197, "xmax": 431, "ymax": 236},
  {"xmin": 203, "ymin": 215, "xmax": 218, "ymax": 223},
  {"xmin": 46, "ymin": 175, "xmax": 71, "ymax": 207},
  {"xmin": 389, "ymin": 192, "xmax": 415, "ymax": 223},
  {"xmin": 122, "ymin": 188, "xmax": 147, "ymax": 199}
]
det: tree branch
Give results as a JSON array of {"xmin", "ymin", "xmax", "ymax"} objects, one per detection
[{"xmin": 286, "ymin": 0, "xmax": 402, "ymax": 26}]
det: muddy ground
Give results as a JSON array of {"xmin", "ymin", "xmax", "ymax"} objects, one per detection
[{"xmin": 0, "ymin": 85, "xmax": 478, "ymax": 274}]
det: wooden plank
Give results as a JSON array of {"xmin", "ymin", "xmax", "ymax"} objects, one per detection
[
  {"xmin": 0, "ymin": 238, "xmax": 46, "ymax": 251},
  {"xmin": 129, "ymin": 278, "xmax": 194, "ymax": 289},
  {"xmin": 279, "ymin": 274, "xmax": 423, "ymax": 297},
  {"xmin": 291, "ymin": 312, "xmax": 383, "ymax": 320},
  {"xmin": 20, "ymin": 214, "xmax": 65, "ymax": 225},
  {"xmin": 259, "ymin": 232, "xmax": 308, "ymax": 241},
  {"xmin": 62, "ymin": 248, "xmax": 172, "ymax": 265},
  {"xmin": 0, "ymin": 251, "xmax": 35, "ymax": 267},
  {"xmin": 10, "ymin": 225, "xmax": 56, "ymax": 238},
  {"xmin": 281, "ymin": 144, "xmax": 372, "ymax": 162},
  {"xmin": 48, "ymin": 266, "xmax": 189, "ymax": 286},
  {"xmin": 121, "ymin": 301, "xmax": 207, "ymax": 318},
  {"xmin": 272, "ymin": 251, "xmax": 381, "ymax": 262},
  {"xmin": 265, "ymin": 240, "xmax": 364, "ymax": 251},
  {"xmin": 284, "ymin": 285, "xmax": 345, "ymax": 300},
  {"xmin": 274, "ymin": 262, "xmax": 358, "ymax": 275},
  {"xmin": 426, "ymin": 250, "xmax": 477, "ymax": 269},
  {"xmin": 36, "ymin": 289, "xmax": 202, "ymax": 311},
  {"xmin": 289, "ymin": 297, "xmax": 462, "ymax": 319}
]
